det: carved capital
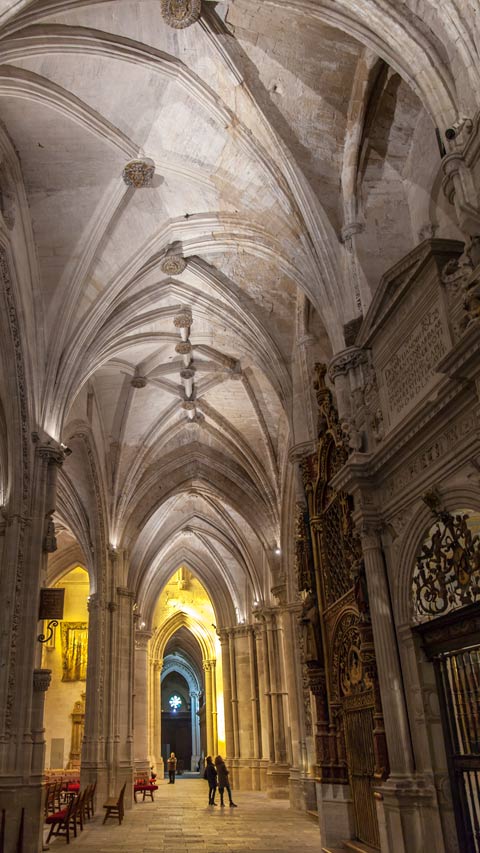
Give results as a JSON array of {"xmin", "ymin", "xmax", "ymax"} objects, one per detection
[
  {"xmin": 33, "ymin": 668, "xmax": 52, "ymax": 692},
  {"xmin": 135, "ymin": 629, "xmax": 153, "ymax": 650},
  {"xmin": 341, "ymin": 221, "xmax": 364, "ymax": 244},
  {"xmin": 328, "ymin": 346, "xmax": 368, "ymax": 382},
  {"xmin": 175, "ymin": 341, "xmax": 192, "ymax": 355}
]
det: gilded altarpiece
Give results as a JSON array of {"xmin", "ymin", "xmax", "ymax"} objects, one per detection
[{"xmin": 297, "ymin": 365, "xmax": 388, "ymax": 849}]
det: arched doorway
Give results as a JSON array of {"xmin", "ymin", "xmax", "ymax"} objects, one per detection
[
  {"xmin": 412, "ymin": 506, "xmax": 480, "ymax": 853},
  {"xmin": 147, "ymin": 567, "xmax": 224, "ymax": 775},
  {"xmin": 42, "ymin": 565, "xmax": 90, "ymax": 771}
]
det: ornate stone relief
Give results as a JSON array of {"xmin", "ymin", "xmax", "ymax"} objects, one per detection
[
  {"xmin": 160, "ymin": 254, "xmax": 187, "ymax": 275},
  {"xmin": 161, "ymin": 0, "xmax": 202, "ymax": 28},
  {"xmin": 122, "ymin": 157, "xmax": 155, "ymax": 188}
]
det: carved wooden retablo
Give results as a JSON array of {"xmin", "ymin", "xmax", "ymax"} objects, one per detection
[{"xmin": 297, "ymin": 363, "xmax": 387, "ymax": 849}]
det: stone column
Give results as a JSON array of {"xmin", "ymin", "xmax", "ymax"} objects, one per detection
[
  {"xmin": 151, "ymin": 660, "xmax": 162, "ymax": 774},
  {"xmin": 248, "ymin": 629, "xmax": 260, "ymax": 761},
  {"xmin": 262, "ymin": 609, "xmax": 290, "ymax": 798},
  {"xmin": 228, "ymin": 632, "xmax": 240, "ymax": 759},
  {"xmin": 134, "ymin": 629, "xmax": 152, "ymax": 776},
  {"xmin": 203, "ymin": 660, "xmax": 215, "ymax": 755},
  {"xmin": 190, "ymin": 692, "xmax": 200, "ymax": 770},
  {"xmin": 31, "ymin": 669, "xmax": 52, "ymax": 776},
  {"xmin": 254, "ymin": 621, "xmax": 273, "ymax": 767},
  {"xmin": 0, "ymin": 438, "xmax": 66, "ymax": 853},
  {"xmin": 218, "ymin": 631, "xmax": 234, "ymax": 760},
  {"xmin": 359, "ymin": 525, "xmax": 414, "ymax": 777},
  {"xmin": 109, "ymin": 585, "xmax": 135, "ymax": 807}
]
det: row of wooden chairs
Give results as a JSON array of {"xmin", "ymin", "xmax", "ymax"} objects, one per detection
[{"xmin": 45, "ymin": 782, "xmax": 96, "ymax": 845}]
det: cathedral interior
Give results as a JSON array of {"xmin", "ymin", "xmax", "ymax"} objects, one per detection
[{"xmin": 0, "ymin": 1, "xmax": 479, "ymax": 852}]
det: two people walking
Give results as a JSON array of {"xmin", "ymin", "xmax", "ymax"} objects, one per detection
[{"xmin": 204, "ymin": 755, "xmax": 237, "ymax": 807}]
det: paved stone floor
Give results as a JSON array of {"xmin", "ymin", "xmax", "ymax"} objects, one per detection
[{"xmin": 46, "ymin": 778, "xmax": 322, "ymax": 852}]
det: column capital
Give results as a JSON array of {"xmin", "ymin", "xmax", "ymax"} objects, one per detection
[
  {"xmin": 135, "ymin": 629, "xmax": 153, "ymax": 650},
  {"xmin": 327, "ymin": 345, "xmax": 369, "ymax": 382},
  {"xmin": 287, "ymin": 440, "xmax": 316, "ymax": 465},
  {"xmin": 33, "ymin": 668, "xmax": 52, "ymax": 692}
]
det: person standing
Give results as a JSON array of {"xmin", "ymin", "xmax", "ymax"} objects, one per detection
[
  {"xmin": 203, "ymin": 755, "xmax": 218, "ymax": 806},
  {"xmin": 167, "ymin": 752, "xmax": 177, "ymax": 784},
  {"xmin": 214, "ymin": 755, "xmax": 237, "ymax": 807}
]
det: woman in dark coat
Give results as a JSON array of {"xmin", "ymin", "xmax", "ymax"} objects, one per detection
[
  {"xmin": 214, "ymin": 755, "xmax": 237, "ymax": 807},
  {"xmin": 204, "ymin": 756, "xmax": 217, "ymax": 805}
]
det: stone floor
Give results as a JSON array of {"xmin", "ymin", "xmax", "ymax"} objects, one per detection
[{"xmin": 46, "ymin": 778, "xmax": 322, "ymax": 852}]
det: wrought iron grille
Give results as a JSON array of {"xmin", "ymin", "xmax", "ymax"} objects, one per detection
[{"xmin": 412, "ymin": 510, "xmax": 480, "ymax": 622}]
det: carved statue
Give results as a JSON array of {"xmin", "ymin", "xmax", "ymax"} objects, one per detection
[
  {"xmin": 43, "ymin": 515, "xmax": 57, "ymax": 553},
  {"xmin": 352, "ymin": 557, "xmax": 371, "ymax": 625},
  {"xmin": 300, "ymin": 589, "xmax": 322, "ymax": 664}
]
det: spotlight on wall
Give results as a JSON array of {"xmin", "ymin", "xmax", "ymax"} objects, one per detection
[
  {"xmin": 140, "ymin": 621, "xmax": 146, "ymax": 629},
  {"xmin": 274, "ymin": 546, "xmax": 281, "ymax": 555}
]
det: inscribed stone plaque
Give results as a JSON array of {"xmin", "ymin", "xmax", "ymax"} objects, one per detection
[
  {"xmin": 382, "ymin": 305, "xmax": 449, "ymax": 420},
  {"xmin": 38, "ymin": 587, "xmax": 65, "ymax": 620}
]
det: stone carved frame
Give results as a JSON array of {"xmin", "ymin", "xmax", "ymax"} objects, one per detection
[{"xmin": 389, "ymin": 486, "xmax": 480, "ymax": 853}]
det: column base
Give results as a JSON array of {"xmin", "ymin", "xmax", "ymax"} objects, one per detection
[
  {"xmin": 266, "ymin": 762, "xmax": 290, "ymax": 799},
  {"xmin": 0, "ymin": 781, "xmax": 44, "ymax": 853},
  {"xmin": 316, "ymin": 780, "xmax": 354, "ymax": 849},
  {"xmin": 376, "ymin": 775, "xmax": 449, "ymax": 853},
  {"xmin": 289, "ymin": 770, "xmax": 317, "ymax": 813}
]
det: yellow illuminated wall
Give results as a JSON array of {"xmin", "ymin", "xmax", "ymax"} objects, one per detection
[
  {"xmin": 153, "ymin": 567, "xmax": 225, "ymax": 755},
  {"xmin": 43, "ymin": 566, "xmax": 90, "ymax": 769}
]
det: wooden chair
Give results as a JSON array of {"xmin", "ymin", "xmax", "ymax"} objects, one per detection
[
  {"xmin": 102, "ymin": 782, "xmax": 126, "ymax": 825},
  {"xmin": 45, "ymin": 797, "xmax": 75, "ymax": 845},
  {"xmin": 81, "ymin": 782, "xmax": 96, "ymax": 821}
]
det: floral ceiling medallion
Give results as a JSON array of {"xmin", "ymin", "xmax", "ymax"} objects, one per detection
[
  {"xmin": 161, "ymin": 0, "xmax": 202, "ymax": 29},
  {"xmin": 160, "ymin": 255, "xmax": 187, "ymax": 275},
  {"xmin": 122, "ymin": 157, "xmax": 155, "ymax": 188}
]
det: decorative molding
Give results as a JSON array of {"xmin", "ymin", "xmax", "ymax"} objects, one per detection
[
  {"xmin": 122, "ymin": 157, "xmax": 155, "ymax": 188},
  {"xmin": 160, "ymin": 0, "xmax": 202, "ymax": 29},
  {"xmin": 0, "ymin": 248, "xmax": 30, "ymax": 735}
]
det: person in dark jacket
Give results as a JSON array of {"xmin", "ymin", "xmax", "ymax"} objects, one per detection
[
  {"xmin": 214, "ymin": 755, "xmax": 237, "ymax": 807},
  {"xmin": 203, "ymin": 755, "xmax": 218, "ymax": 805},
  {"xmin": 167, "ymin": 752, "xmax": 177, "ymax": 784}
]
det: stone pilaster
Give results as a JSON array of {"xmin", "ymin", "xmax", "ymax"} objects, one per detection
[
  {"xmin": 134, "ymin": 629, "xmax": 152, "ymax": 776},
  {"xmin": 218, "ymin": 631, "xmax": 234, "ymax": 761},
  {"xmin": 0, "ymin": 437, "xmax": 66, "ymax": 853},
  {"xmin": 150, "ymin": 660, "xmax": 163, "ymax": 774}
]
